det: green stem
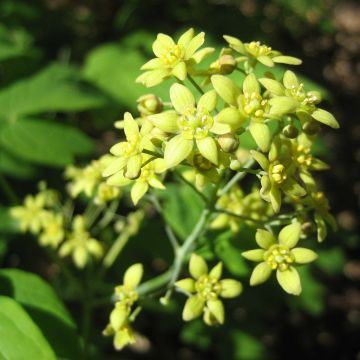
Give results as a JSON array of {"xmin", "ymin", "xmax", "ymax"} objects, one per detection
[
  {"xmin": 174, "ymin": 171, "xmax": 208, "ymax": 203},
  {"xmin": 137, "ymin": 269, "xmax": 172, "ymax": 296},
  {"xmin": 102, "ymin": 232, "xmax": 131, "ymax": 269},
  {"xmin": 188, "ymin": 75, "xmax": 204, "ymax": 95},
  {"xmin": 0, "ymin": 173, "xmax": 18, "ymax": 204},
  {"xmin": 219, "ymin": 158, "xmax": 255, "ymax": 197}
]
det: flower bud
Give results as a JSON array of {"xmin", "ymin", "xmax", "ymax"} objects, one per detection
[
  {"xmin": 282, "ymin": 124, "xmax": 299, "ymax": 139},
  {"xmin": 137, "ymin": 94, "xmax": 163, "ymax": 116},
  {"xmin": 217, "ymin": 133, "xmax": 239, "ymax": 153},
  {"xmin": 218, "ymin": 54, "xmax": 237, "ymax": 74},
  {"xmin": 230, "ymin": 159, "xmax": 242, "ymax": 171},
  {"xmin": 302, "ymin": 120, "xmax": 320, "ymax": 135}
]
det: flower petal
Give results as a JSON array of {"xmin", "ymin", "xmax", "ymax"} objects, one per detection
[
  {"xmin": 256, "ymin": 229, "xmax": 276, "ymax": 249},
  {"xmin": 211, "ymin": 75, "xmax": 241, "ymax": 106},
  {"xmin": 278, "ymin": 222, "xmax": 301, "ymax": 248},
  {"xmin": 170, "ymin": 83, "xmax": 195, "ymax": 114},
  {"xmin": 103, "ymin": 157, "xmax": 127, "ymax": 177},
  {"xmin": 250, "ymin": 150, "xmax": 269, "ymax": 170},
  {"xmin": 207, "ymin": 299, "xmax": 225, "ymax": 325},
  {"xmin": 125, "ymin": 154, "xmax": 142, "ymax": 179},
  {"xmin": 152, "ymin": 33, "xmax": 175, "ymax": 57},
  {"xmin": 250, "ymin": 262, "xmax": 272, "ymax": 285},
  {"xmin": 140, "ymin": 58, "xmax": 163, "ymax": 70},
  {"xmin": 189, "ymin": 253, "xmax": 208, "ymax": 279},
  {"xmin": 196, "ymin": 137, "xmax": 218, "ymax": 165},
  {"xmin": 273, "ymin": 56, "xmax": 302, "ymax": 65},
  {"xmin": 243, "ymin": 73, "xmax": 260, "ymax": 95},
  {"xmin": 184, "ymin": 32, "xmax": 205, "ymax": 59},
  {"xmin": 175, "ymin": 278, "xmax": 196, "ymax": 293},
  {"xmin": 283, "ymin": 70, "xmax": 299, "ymax": 89},
  {"xmin": 182, "ymin": 295, "xmax": 205, "ymax": 321},
  {"xmin": 249, "ymin": 122, "xmax": 271, "ymax": 152},
  {"xmin": 123, "ymin": 263, "xmax": 143, "ymax": 289},
  {"xmin": 148, "ymin": 111, "xmax": 179, "ymax": 133},
  {"xmin": 172, "ymin": 61, "xmax": 187, "ymax": 80},
  {"xmin": 198, "ymin": 90, "xmax": 217, "ymax": 112},
  {"xmin": 292, "ymin": 248, "xmax": 318, "ymax": 264},
  {"xmin": 259, "ymin": 78, "xmax": 285, "ymax": 96},
  {"xmin": 209, "ymin": 262, "xmax": 223, "ymax": 280},
  {"xmin": 191, "ymin": 47, "xmax": 215, "ymax": 64},
  {"xmin": 276, "ymin": 267, "xmax": 301, "ymax": 295},
  {"xmin": 178, "ymin": 28, "xmax": 194, "ymax": 47},
  {"xmin": 123, "ymin": 112, "xmax": 139, "ymax": 140},
  {"xmin": 131, "ymin": 181, "xmax": 149, "ymax": 205},
  {"xmin": 242, "ymin": 249, "xmax": 265, "ymax": 262},
  {"xmin": 219, "ymin": 279, "xmax": 243, "ymax": 298},
  {"xmin": 311, "ymin": 109, "xmax": 339, "ymax": 129},
  {"xmin": 216, "ymin": 107, "xmax": 245, "ymax": 127},
  {"xmin": 164, "ymin": 134, "xmax": 193, "ymax": 168}
]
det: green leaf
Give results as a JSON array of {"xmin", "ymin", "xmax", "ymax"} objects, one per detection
[
  {"xmin": 0, "ymin": 118, "xmax": 94, "ymax": 167},
  {"xmin": 0, "ymin": 64, "xmax": 108, "ymax": 120},
  {"xmin": 0, "ymin": 296, "xmax": 56, "ymax": 360},
  {"xmin": 158, "ymin": 183, "xmax": 204, "ymax": 240},
  {"xmin": 317, "ymin": 247, "xmax": 346, "ymax": 275},
  {"xmin": 0, "ymin": 206, "xmax": 17, "ymax": 234},
  {"xmin": 0, "ymin": 149, "xmax": 37, "ymax": 178},
  {"xmin": 215, "ymin": 231, "xmax": 250, "ymax": 277},
  {"xmin": 83, "ymin": 42, "xmax": 170, "ymax": 110},
  {"xmin": 231, "ymin": 330, "xmax": 265, "ymax": 360},
  {"xmin": 180, "ymin": 320, "xmax": 211, "ymax": 350},
  {"xmin": 0, "ymin": 269, "xmax": 80, "ymax": 359}
]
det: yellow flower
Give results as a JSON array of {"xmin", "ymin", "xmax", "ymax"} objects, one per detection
[
  {"xmin": 10, "ymin": 194, "xmax": 48, "ymax": 234},
  {"xmin": 224, "ymin": 36, "xmax": 302, "ymax": 67},
  {"xmin": 103, "ymin": 264, "xmax": 143, "ymax": 351},
  {"xmin": 136, "ymin": 28, "xmax": 214, "ymax": 87},
  {"xmin": 39, "ymin": 212, "xmax": 64, "ymax": 248},
  {"xmin": 242, "ymin": 223, "xmax": 318, "ymax": 295},
  {"xmin": 103, "ymin": 112, "xmax": 154, "ymax": 180},
  {"xmin": 107, "ymin": 157, "xmax": 166, "ymax": 205},
  {"xmin": 148, "ymin": 83, "xmax": 224, "ymax": 168},
  {"xmin": 59, "ymin": 215, "xmax": 103, "ymax": 268},
  {"xmin": 176, "ymin": 254, "xmax": 242, "ymax": 326}
]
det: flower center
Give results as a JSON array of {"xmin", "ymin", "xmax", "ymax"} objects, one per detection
[
  {"xmin": 195, "ymin": 275, "xmax": 221, "ymax": 301},
  {"xmin": 115, "ymin": 286, "xmax": 139, "ymax": 307},
  {"xmin": 264, "ymin": 244, "xmax": 295, "ymax": 271},
  {"xmin": 178, "ymin": 107, "xmax": 214, "ymax": 140},
  {"xmin": 294, "ymin": 144, "xmax": 312, "ymax": 167},
  {"xmin": 243, "ymin": 92, "xmax": 267, "ymax": 117},
  {"xmin": 246, "ymin": 41, "xmax": 272, "ymax": 57},
  {"xmin": 160, "ymin": 44, "xmax": 184, "ymax": 66},
  {"xmin": 270, "ymin": 162, "xmax": 287, "ymax": 184},
  {"xmin": 124, "ymin": 137, "xmax": 140, "ymax": 157}
]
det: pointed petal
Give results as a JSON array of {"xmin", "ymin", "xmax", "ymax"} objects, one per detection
[
  {"xmin": 269, "ymin": 186, "xmax": 281, "ymax": 213},
  {"xmin": 125, "ymin": 154, "xmax": 142, "ymax": 179},
  {"xmin": 131, "ymin": 181, "xmax": 149, "ymax": 205},
  {"xmin": 207, "ymin": 299, "xmax": 225, "ymax": 325},
  {"xmin": 219, "ymin": 279, "xmax": 243, "ymax": 298},
  {"xmin": 273, "ymin": 56, "xmax": 302, "ymax": 65},
  {"xmin": 191, "ymin": 47, "xmax": 215, "ymax": 63},
  {"xmin": 243, "ymin": 73, "xmax": 260, "ymax": 95},
  {"xmin": 164, "ymin": 135, "xmax": 193, "ymax": 168},
  {"xmin": 209, "ymin": 262, "xmax": 223, "ymax": 280},
  {"xmin": 198, "ymin": 90, "xmax": 217, "ymax": 112},
  {"xmin": 140, "ymin": 58, "xmax": 162, "ymax": 70},
  {"xmin": 249, "ymin": 122, "xmax": 271, "ymax": 152},
  {"xmin": 148, "ymin": 111, "xmax": 179, "ymax": 133},
  {"xmin": 242, "ymin": 249, "xmax": 265, "ymax": 262},
  {"xmin": 196, "ymin": 137, "xmax": 218, "ymax": 165},
  {"xmin": 278, "ymin": 222, "xmax": 301, "ymax": 248},
  {"xmin": 184, "ymin": 32, "xmax": 205, "ymax": 59},
  {"xmin": 189, "ymin": 253, "xmax": 208, "ymax": 279},
  {"xmin": 250, "ymin": 262, "xmax": 272, "ymax": 285},
  {"xmin": 172, "ymin": 61, "xmax": 187, "ymax": 80},
  {"xmin": 123, "ymin": 263, "xmax": 143, "ymax": 289},
  {"xmin": 103, "ymin": 157, "xmax": 127, "ymax": 177},
  {"xmin": 259, "ymin": 78, "xmax": 285, "ymax": 96},
  {"xmin": 250, "ymin": 150, "xmax": 269, "ymax": 170},
  {"xmin": 178, "ymin": 28, "xmax": 194, "ymax": 47},
  {"xmin": 152, "ymin": 33, "xmax": 175, "ymax": 57},
  {"xmin": 123, "ymin": 112, "xmax": 139, "ymax": 140},
  {"xmin": 175, "ymin": 278, "xmax": 196, "ymax": 293},
  {"xmin": 283, "ymin": 70, "xmax": 299, "ymax": 89},
  {"xmin": 257, "ymin": 56, "xmax": 274, "ymax": 67},
  {"xmin": 183, "ymin": 295, "xmax": 205, "ymax": 321},
  {"xmin": 170, "ymin": 83, "xmax": 195, "ymax": 114},
  {"xmin": 211, "ymin": 75, "xmax": 241, "ymax": 106},
  {"xmin": 256, "ymin": 229, "xmax": 276, "ymax": 249},
  {"xmin": 216, "ymin": 107, "xmax": 245, "ymax": 126},
  {"xmin": 311, "ymin": 109, "xmax": 339, "ymax": 129},
  {"xmin": 292, "ymin": 248, "xmax": 318, "ymax": 264},
  {"xmin": 276, "ymin": 267, "xmax": 302, "ymax": 295}
]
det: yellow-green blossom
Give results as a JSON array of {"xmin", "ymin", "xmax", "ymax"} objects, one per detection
[
  {"xmin": 259, "ymin": 70, "xmax": 339, "ymax": 129},
  {"xmin": 39, "ymin": 212, "xmax": 64, "ymax": 248},
  {"xmin": 137, "ymin": 94, "xmax": 163, "ymax": 116},
  {"xmin": 103, "ymin": 264, "xmax": 143, "ymax": 351},
  {"xmin": 10, "ymin": 194, "xmax": 48, "ymax": 234},
  {"xmin": 59, "ymin": 215, "xmax": 103, "ymax": 268},
  {"xmin": 211, "ymin": 186, "xmax": 273, "ymax": 232},
  {"xmin": 148, "ymin": 83, "xmax": 223, "ymax": 168},
  {"xmin": 175, "ymin": 254, "xmax": 242, "ymax": 326},
  {"xmin": 136, "ymin": 28, "xmax": 214, "ymax": 87},
  {"xmin": 107, "ymin": 157, "xmax": 166, "ymax": 205},
  {"xmin": 242, "ymin": 223, "xmax": 317, "ymax": 295},
  {"xmin": 66, "ymin": 155, "xmax": 120, "ymax": 203},
  {"xmin": 211, "ymin": 73, "xmax": 271, "ymax": 151},
  {"xmin": 224, "ymin": 36, "xmax": 302, "ymax": 68},
  {"xmin": 103, "ymin": 112, "xmax": 154, "ymax": 180},
  {"xmin": 251, "ymin": 149, "xmax": 306, "ymax": 213}
]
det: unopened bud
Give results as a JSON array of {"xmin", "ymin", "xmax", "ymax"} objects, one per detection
[
  {"xmin": 230, "ymin": 159, "xmax": 242, "ymax": 171},
  {"xmin": 282, "ymin": 124, "xmax": 299, "ymax": 139},
  {"xmin": 302, "ymin": 121, "xmax": 320, "ymax": 135},
  {"xmin": 217, "ymin": 133, "xmax": 239, "ymax": 153},
  {"xmin": 218, "ymin": 55, "xmax": 237, "ymax": 74},
  {"xmin": 137, "ymin": 94, "xmax": 163, "ymax": 116}
]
